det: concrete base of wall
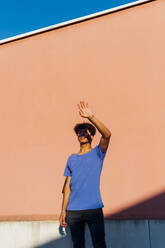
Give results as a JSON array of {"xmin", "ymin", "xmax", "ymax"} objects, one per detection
[{"xmin": 0, "ymin": 219, "xmax": 164, "ymax": 248}]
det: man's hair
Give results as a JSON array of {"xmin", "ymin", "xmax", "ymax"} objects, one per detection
[{"xmin": 73, "ymin": 122, "xmax": 96, "ymax": 136}]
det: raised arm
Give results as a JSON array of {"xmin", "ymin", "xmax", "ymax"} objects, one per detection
[{"xmin": 77, "ymin": 101, "xmax": 111, "ymax": 152}]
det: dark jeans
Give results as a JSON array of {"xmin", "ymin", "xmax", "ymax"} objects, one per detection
[{"xmin": 66, "ymin": 207, "xmax": 107, "ymax": 248}]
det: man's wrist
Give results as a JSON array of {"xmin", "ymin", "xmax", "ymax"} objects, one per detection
[{"xmin": 88, "ymin": 114, "xmax": 94, "ymax": 120}]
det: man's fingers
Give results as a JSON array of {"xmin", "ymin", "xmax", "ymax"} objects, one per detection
[
  {"xmin": 59, "ymin": 215, "xmax": 67, "ymax": 227},
  {"xmin": 62, "ymin": 216, "xmax": 67, "ymax": 225},
  {"xmin": 62, "ymin": 217, "xmax": 65, "ymax": 224},
  {"xmin": 80, "ymin": 101, "xmax": 84, "ymax": 108}
]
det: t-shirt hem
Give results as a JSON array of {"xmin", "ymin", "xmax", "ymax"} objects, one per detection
[{"xmin": 66, "ymin": 204, "xmax": 104, "ymax": 211}]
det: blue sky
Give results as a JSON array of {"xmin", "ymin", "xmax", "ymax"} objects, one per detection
[{"xmin": 0, "ymin": 0, "xmax": 139, "ymax": 41}]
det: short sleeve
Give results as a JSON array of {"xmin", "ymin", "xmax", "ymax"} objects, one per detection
[
  {"xmin": 96, "ymin": 144, "xmax": 107, "ymax": 160},
  {"xmin": 63, "ymin": 157, "xmax": 72, "ymax": 176}
]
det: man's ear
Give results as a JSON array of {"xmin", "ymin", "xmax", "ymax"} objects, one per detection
[{"xmin": 87, "ymin": 129, "xmax": 92, "ymax": 136}]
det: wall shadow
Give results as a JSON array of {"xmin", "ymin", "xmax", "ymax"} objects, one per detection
[
  {"xmin": 34, "ymin": 223, "xmax": 94, "ymax": 248},
  {"xmin": 105, "ymin": 189, "xmax": 165, "ymax": 219},
  {"xmin": 34, "ymin": 190, "xmax": 165, "ymax": 247},
  {"xmin": 34, "ymin": 225, "xmax": 72, "ymax": 248}
]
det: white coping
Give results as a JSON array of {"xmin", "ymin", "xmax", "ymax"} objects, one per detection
[{"xmin": 0, "ymin": 0, "xmax": 153, "ymax": 45}]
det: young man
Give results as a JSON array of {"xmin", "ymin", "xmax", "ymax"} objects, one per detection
[{"xmin": 59, "ymin": 101, "xmax": 111, "ymax": 248}]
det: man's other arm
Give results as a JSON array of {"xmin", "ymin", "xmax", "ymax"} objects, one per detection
[{"xmin": 61, "ymin": 176, "xmax": 71, "ymax": 213}]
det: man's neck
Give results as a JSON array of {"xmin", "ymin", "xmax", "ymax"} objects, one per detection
[{"xmin": 79, "ymin": 143, "xmax": 92, "ymax": 154}]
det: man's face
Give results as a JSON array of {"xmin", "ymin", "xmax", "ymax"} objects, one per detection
[{"xmin": 77, "ymin": 129, "xmax": 93, "ymax": 144}]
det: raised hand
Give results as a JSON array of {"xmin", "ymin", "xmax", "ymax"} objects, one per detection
[{"xmin": 77, "ymin": 101, "xmax": 94, "ymax": 119}]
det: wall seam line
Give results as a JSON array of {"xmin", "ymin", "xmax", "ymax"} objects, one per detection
[{"xmin": 147, "ymin": 219, "xmax": 152, "ymax": 248}]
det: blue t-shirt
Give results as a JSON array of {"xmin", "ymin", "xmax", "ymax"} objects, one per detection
[{"xmin": 63, "ymin": 144, "xmax": 107, "ymax": 210}]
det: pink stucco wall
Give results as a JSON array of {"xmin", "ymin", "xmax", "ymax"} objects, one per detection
[{"xmin": 0, "ymin": 0, "xmax": 164, "ymax": 220}]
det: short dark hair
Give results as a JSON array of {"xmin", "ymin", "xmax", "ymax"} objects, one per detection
[{"xmin": 73, "ymin": 122, "xmax": 96, "ymax": 136}]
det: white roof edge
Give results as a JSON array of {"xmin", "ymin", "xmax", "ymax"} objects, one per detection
[{"xmin": 0, "ymin": 0, "xmax": 154, "ymax": 45}]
